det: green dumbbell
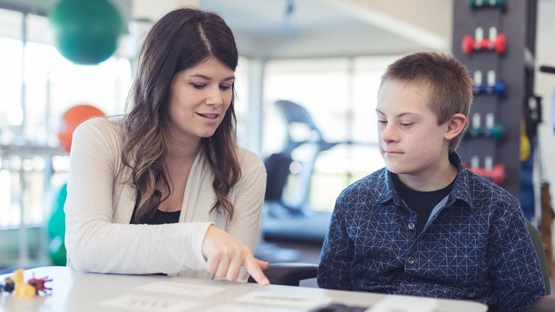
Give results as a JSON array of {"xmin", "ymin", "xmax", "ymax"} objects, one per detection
[
  {"xmin": 468, "ymin": 0, "xmax": 506, "ymax": 9},
  {"xmin": 483, "ymin": 122, "xmax": 505, "ymax": 140},
  {"xmin": 464, "ymin": 123, "xmax": 505, "ymax": 141},
  {"xmin": 464, "ymin": 127, "xmax": 481, "ymax": 139}
]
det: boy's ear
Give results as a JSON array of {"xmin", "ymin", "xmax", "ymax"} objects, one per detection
[{"xmin": 444, "ymin": 113, "xmax": 467, "ymax": 140}]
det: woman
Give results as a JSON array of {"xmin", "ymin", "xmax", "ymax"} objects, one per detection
[{"xmin": 64, "ymin": 7, "xmax": 269, "ymax": 285}]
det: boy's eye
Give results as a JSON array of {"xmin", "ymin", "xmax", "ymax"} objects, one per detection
[{"xmin": 400, "ymin": 123, "xmax": 413, "ymax": 127}]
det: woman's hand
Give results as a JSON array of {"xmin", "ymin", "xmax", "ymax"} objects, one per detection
[{"xmin": 202, "ymin": 225, "xmax": 269, "ymax": 286}]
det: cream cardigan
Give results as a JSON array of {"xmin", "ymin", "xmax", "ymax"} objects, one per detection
[{"xmin": 64, "ymin": 117, "xmax": 266, "ymax": 281}]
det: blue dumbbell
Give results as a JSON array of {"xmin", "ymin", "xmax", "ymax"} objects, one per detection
[{"xmin": 473, "ymin": 79, "xmax": 506, "ymax": 97}]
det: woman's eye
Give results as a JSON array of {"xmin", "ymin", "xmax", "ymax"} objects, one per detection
[
  {"xmin": 192, "ymin": 84, "xmax": 206, "ymax": 89},
  {"xmin": 220, "ymin": 85, "xmax": 232, "ymax": 91}
]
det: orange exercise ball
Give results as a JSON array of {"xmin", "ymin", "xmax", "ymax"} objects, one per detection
[{"xmin": 58, "ymin": 104, "xmax": 105, "ymax": 152}]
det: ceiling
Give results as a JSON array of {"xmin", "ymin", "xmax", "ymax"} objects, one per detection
[
  {"xmin": 131, "ymin": 0, "xmax": 454, "ymax": 59},
  {"xmin": 0, "ymin": 0, "xmax": 454, "ymax": 59}
]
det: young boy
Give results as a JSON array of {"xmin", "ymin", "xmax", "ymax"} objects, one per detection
[{"xmin": 317, "ymin": 52, "xmax": 545, "ymax": 311}]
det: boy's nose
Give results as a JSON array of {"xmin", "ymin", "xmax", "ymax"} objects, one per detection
[{"xmin": 381, "ymin": 125, "xmax": 398, "ymax": 142}]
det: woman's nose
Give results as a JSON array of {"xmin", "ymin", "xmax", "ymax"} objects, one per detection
[{"xmin": 206, "ymin": 86, "xmax": 223, "ymax": 106}]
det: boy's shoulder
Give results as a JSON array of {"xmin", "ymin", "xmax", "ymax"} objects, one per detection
[
  {"xmin": 456, "ymin": 168, "xmax": 521, "ymax": 210},
  {"xmin": 459, "ymin": 168, "xmax": 513, "ymax": 195}
]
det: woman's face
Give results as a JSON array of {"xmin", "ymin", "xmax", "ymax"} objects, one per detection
[{"xmin": 167, "ymin": 56, "xmax": 235, "ymax": 144}]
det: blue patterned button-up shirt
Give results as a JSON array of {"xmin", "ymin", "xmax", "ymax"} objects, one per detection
[{"xmin": 318, "ymin": 153, "xmax": 545, "ymax": 312}]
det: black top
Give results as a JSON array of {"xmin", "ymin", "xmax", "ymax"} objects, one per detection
[
  {"xmin": 130, "ymin": 190, "xmax": 181, "ymax": 224},
  {"xmin": 137, "ymin": 209, "xmax": 180, "ymax": 224},
  {"xmin": 392, "ymin": 174, "xmax": 455, "ymax": 236}
]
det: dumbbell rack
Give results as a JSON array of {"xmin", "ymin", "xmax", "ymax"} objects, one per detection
[{"xmin": 452, "ymin": 0, "xmax": 538, "ymax": 198}]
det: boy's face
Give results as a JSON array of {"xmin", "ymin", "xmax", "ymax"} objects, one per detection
[{"xmin": 376, "ymin": 80, "xmax": 451, "ymax": 179}]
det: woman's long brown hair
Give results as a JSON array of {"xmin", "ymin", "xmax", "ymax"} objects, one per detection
[{"xmin": 122, "ymin": 8, "xmax": 241, "ymax": 223}]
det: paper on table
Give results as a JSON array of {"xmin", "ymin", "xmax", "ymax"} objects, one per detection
[
  {"xmin": 135, "ymin": 282, "xmax": 226, "ymax": 297},
  {"xmin": 99, "ymin": 294, "xmax": 200, "ymax": 312},
  {"xmin": 365, "ymin": 295, "xmax": 438, "ymax": 312},
  {"xmin": 206, "ymin": 303, "xmax": 303, "ymax": 312},
  {"xmin": 235, "ymin": 291, "xmax": 331, "ymax": 310}
]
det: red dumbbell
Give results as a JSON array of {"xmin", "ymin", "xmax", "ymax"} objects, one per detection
[
  {"xmin": 462, "ymin": 27, "xmax": 506, "ymax": 55},
  {"xmin": 467, "ymin": 164, "xmax": 506, "ymax": 185}
]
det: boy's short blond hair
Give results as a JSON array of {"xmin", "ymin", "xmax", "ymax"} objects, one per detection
[{"xmin": 380, "ymin": 52, "xmax": 473, "ymax": 152}]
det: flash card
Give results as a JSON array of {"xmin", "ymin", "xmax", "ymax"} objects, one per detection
[
  {"xmin": 366, "ymin": 295, "xmax": 437, "ymax": 312},
  {"xmin": 206, "ymin": 303, "xmax": 303, "ymax": 312},
  {"xmin": 235, "ymin": 291, "xmax": 331, "ymax": 310},
  {"xmin": 99, "ymin": 294, "xmax": 200, "ymax": 312},
  {"xmin": 135, "ymin": 282, "xmax": 225, "ymax": 297}
]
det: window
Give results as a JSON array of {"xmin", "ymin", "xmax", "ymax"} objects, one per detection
[
  {"xmin": 263, "ymin": 56, "xmax": 398, "ymax": 212},
  {"xmin": 0, "ymin": 9, "xmax": 132, "ymax": 228}
]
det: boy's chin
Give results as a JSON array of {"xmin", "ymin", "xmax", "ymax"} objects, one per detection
[
  {"xmin": 385, "ymin": 165, "xmax": 413, "ymax": 176},
  {"xmin": 385, "ymin": 166, "xmax": 401, "ymax": 174},
  {"xmin": 384, "ymin": 162, "xmax": 401, "ymax": 172}
]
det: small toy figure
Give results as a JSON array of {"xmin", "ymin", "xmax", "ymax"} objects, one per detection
[
  {"xmin": 2, "ymin": 268, "xmax": 53, "ymax": 298},
  {"xmin": 28, "ymin": 275, "xmax": 53, "ymax": 295},
  {"xmin": 3, "ymin": 277, "xmax": 15, "ymax": 293},
  {"xmin": 13, "ymin": 268, "xmax": 37, "ymax": 298}
]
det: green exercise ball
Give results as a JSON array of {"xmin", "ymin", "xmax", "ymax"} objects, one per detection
[
  {"xmin": 48, "ymin": 0, "xmax": 124, "ymax": 65},
  {"xmin": 49, "ymin": 236, "xmax": 67, "ymax": 266},
  {"xmin": 47, "ymin": 183, "xmax": 67, "ymax": 239}
]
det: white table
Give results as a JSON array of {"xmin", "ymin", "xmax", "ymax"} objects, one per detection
[{"xmin": 0, "ymin": 266, "xmax": 488, "ymax": 312}]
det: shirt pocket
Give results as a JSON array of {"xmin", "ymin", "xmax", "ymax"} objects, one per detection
[{"xmin": 434, "ymin": 236, "xmax": 488, "ymax": 285}]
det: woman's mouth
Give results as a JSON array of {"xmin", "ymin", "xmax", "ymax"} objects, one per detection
[{"xmin": 197, "ymin": 113, "xmax": 218, "ymax": 119}]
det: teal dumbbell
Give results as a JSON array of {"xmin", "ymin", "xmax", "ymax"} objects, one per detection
[
  {"xmin": 465, "ymin": 122, "xmax": 505, "ymax": 141},
  {"xmin": 468, "ymin": 0, "xmax": 506, "ymax": 9},
  {"xmin": 483, "ymin": 122, "xmax": 505, "ymax": 140},
  {"xmin": 465, "ymin": 113, "xmax": 504, "ymax": 141}
]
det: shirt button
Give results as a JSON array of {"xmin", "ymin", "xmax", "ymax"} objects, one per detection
[
  {"xmin": 408, "ymin": 223, "xmax": 415, "ymax": 230},
  {"xmin": 408, "ymin": 257, "xmax": 415, "ymax": 264},
  {"xmin": 408, "ymin": 275, "xmax": 415, "ymax": 281}
]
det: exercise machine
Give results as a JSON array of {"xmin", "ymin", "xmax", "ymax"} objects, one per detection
[{"xmin": 261, "ymin": 100, "xmax": 341, "ymax": 243}]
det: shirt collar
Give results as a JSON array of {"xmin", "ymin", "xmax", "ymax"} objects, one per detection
[
  {"xmin": 446, "ymin": 152, "xmax": 473, "ymax": 207},
  {"xmin": 377, "ymin": 152, "xmax": 474, "ymax": 208}
]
